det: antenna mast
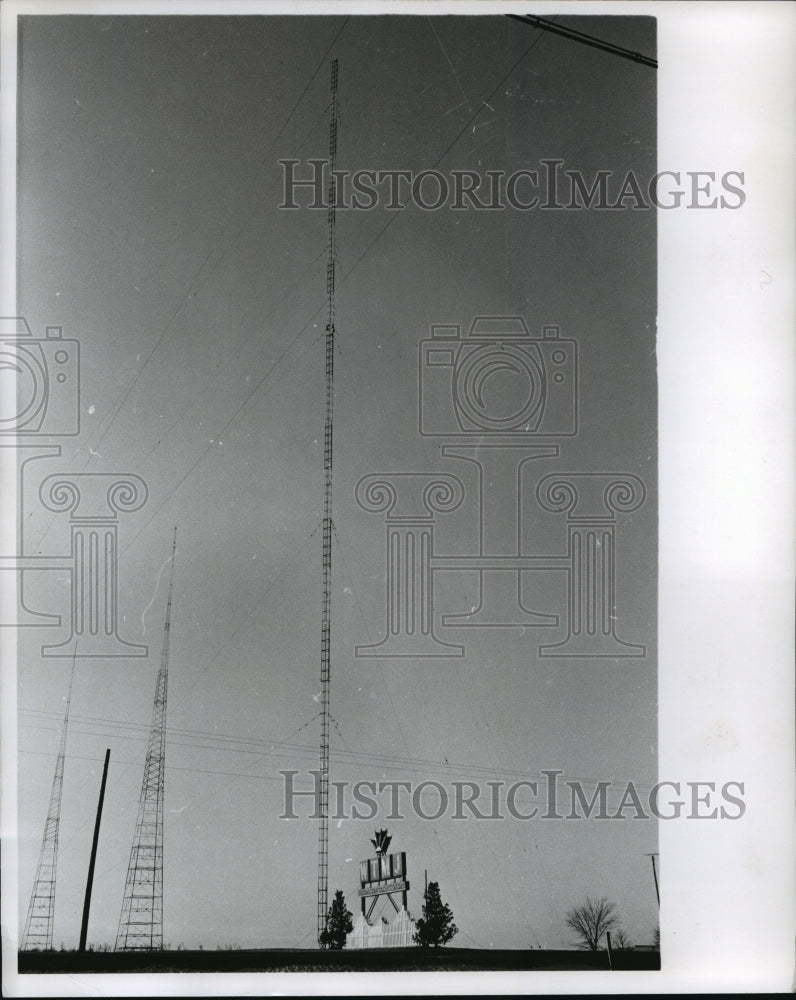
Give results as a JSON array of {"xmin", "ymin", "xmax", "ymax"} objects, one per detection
[
  {"xmin": 21, "ymin": 649, "xmax": 76, "ymax": 950},
  {"xmin": 115, "ymin": 527, "xmax": 177, "ymax": 951},
  {"xmin": 317, "ymin": 57, "xmax": 338, "ymax": 948}
]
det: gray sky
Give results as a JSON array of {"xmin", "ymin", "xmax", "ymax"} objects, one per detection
[{"xmin": 16, "ymin": 13, "xmax": 657, "ymax": 951}]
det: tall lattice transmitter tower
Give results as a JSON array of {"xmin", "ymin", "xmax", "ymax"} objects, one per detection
[
  {"xmin": 115, "ymin": 528, "xmax": 177, "ymax": 951},
  {"xmin": 317, "ymin": 57, "xmax": 338, "ymax": 948}
]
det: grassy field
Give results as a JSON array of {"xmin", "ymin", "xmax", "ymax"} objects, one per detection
[{"xmin": 18, "ymin": 946, "xmax": 660, "ymax": 974}]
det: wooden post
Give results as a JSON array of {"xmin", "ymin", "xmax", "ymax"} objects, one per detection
[
  {"xmin": 605, "ymin": 930, "xmax": 614, "ymax": 970},
  {"xmin": 78, "ymin": 748, "xmax": 110, "ymax": 952},
  {"xmin": 650, "ymin": 853, "xmax": 660, "ymax": 905}
]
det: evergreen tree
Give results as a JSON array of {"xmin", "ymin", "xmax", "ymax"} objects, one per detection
[
  {"xmin": 319, "ymin": 889, "xmax": 354, "ymax": 950},
  {"xmin": 413, "ymin": 880, "xmax": 458, "ymax": 948}
]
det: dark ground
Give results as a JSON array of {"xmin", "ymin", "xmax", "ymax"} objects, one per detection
[{"xmin": 18, "ymin": 946, "xmax": 660, "ymax": 974}]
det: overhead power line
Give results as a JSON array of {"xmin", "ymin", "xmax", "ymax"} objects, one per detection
[
  {"xmin": 507, "ymin": 14, "xmax": 657, "ymax": 69},
  {"xmin": 19, "ymin": 746, "xmax": 654, "ymax": 822},
  {"xmin": 21, "ymin": 710, "xmax": 658, "ymax": 793}
]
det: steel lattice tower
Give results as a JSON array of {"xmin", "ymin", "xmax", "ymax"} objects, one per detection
[
  {"xmin": 317, "ymin": 57, "xmax": 338, "ymax": 947},
  {"xmin": 21, "ymin": 652, "xmax": 76, "ymax": 951},
  {"xmin": 115, "ymin": 528, "xmax": 177, "ymax": 952}
]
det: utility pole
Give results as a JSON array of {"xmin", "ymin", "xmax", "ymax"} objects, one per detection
[
  {"xmin": 317, "ymin": 57, "xmax": 338, "ymax": 949},
  {"xmin": 645, "ymin": 852, "xmax": 660, "ymax": 906},
  {"xmin": 79, "ymin": 748, "xmax": 111, "ymax": 952}
]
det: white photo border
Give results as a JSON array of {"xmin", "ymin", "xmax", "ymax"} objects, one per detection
[{"xmin": 1, "ymin": 1, "xmax": 793, "ymax": 995}]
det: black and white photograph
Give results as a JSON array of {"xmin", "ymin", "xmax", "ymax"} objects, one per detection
[{"xmin": 1, "ymin": 2, "xmax": 792, "ymax": 995}]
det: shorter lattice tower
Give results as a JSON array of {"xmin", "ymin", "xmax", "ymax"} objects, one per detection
[
  {"xmin": 21, "ymin": 651, "xmax": 76, "ymax": 951},
  {"xmin": 115, "ymin": 528, "xmax": 177, "ymax": 951}
]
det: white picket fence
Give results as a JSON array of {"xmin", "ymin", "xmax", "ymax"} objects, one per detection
[{"xmin": 346, "ymin": 908, "xmax": 416, "ymax": 949}]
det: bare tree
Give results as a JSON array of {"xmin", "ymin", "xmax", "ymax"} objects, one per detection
[
  {"xmin": 564, "ymin": 897, "xmax": 618, "ymax": 951},
  {"xmin": 612, "ymin": 928, "xmax": 633, "ymax": 949}
]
